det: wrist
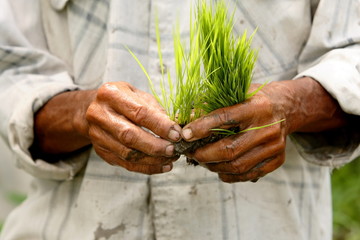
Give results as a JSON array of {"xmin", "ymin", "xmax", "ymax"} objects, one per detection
[
  {"xmin": 33, "ymin": 90, "xmax": 96, "ymax": 155},
  {"xmin": 274, "ymin": 77, "xmax": 347, "ymax": 134}
]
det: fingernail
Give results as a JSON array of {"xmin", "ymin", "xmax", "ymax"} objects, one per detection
[
  {"xmin": 165, "ymin": 145, "xmax": 174, "ymax": 156},
  {"xmin": 168, "ymin": 129, "xmax": 180, "ymax": 141},
  {"xmin": 182, "ymin": 128, "xmax": 193, "ymax": 140},
  {"xmin": 162, "ymin": 164, "xmax": 172, "ymax": 173}
]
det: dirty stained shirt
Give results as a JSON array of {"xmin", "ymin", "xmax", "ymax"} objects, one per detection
[{"xmin": 0, "ymin": 0, "xmax": 360, "ymax": 239}]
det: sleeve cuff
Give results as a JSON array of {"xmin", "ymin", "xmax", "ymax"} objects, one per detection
[
  {"xmin": 290, "ymin": 128, "xmax": 360, "ymax": 168},
  {"xmin": 7, "ymin": 72, "xmax": 90, "ymax": 180},
  {"xmin": 295, "ymin": 48, "xmax": 360, "ymax": 115},
  {"xmin": 293, "ymin": 48, "xmax": 360, "ymax": 167}
]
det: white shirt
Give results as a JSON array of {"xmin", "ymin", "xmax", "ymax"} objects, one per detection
[{"xmin": 0, "ymin": 0, "xmax": 359, "ymax": 239}]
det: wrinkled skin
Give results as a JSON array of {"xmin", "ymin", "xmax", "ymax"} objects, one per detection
[
  {"xmin": 85, "ymin": 82, "xmax": 182, "ymax": 174},
  {"xmin": 33, "ymin": 77, "xmax": 347, "ymax": 181},
  {"xmin": 181, "ymin": 77, "xmax": 347, "ymax": 182},
  {"xmin": 33, "ymin": 82, "xmax": 182, "ymax": 175}
]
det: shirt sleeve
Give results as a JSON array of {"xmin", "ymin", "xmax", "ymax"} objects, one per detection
[
  {"xmin": 0, "ymin": 0, "xmax": 89, "ymax": 180},
  {"xmin": 292, "ymin": 0, "xmax": 360, "ymax": 167}
]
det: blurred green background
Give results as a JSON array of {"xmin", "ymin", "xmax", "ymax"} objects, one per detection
[
  {"xmin": 332, "ymin": 157, "xmax": 360, "ymax": 240},
  {"xmin": 1, "ymin": 158, "xmax": 359, "ymax": 238}
]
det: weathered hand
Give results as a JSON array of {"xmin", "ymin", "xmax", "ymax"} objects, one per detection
[
  {"xmin": 85, "ymin": 82, "xmax": 182, "ymax": 174},
  {"xmin": 181, "ymin": 83, "xmax": 287, "ymax": 182},
  {"xmin": 181, "ymin": 77, "xmax": 347, "ymax": 182}
]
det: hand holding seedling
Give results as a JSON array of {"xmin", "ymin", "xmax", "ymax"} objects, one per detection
[
  {"xmin": 32, "ymin": 82, "xmax": 181, "ymax": 175},
  {"xmin": 181, "ymin": 82, "xmax": 286, "ymax": 183},
  {"xmin": 85, "ymin": 82, "xmax": 182, "ymax": 174},
  {"xmin": 127, "ymin": 0, "xmax": 348, "ymax": 181},
  {"xmin": 181, "ymin": 77, "xmax": 347, "ymax": 182}
]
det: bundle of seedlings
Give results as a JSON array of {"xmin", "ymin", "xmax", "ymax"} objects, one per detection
[{"xmin": 128, "ymin": 0, "xmax": 283, "ymax": 161}]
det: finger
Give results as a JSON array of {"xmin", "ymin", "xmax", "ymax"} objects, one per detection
[
  {"xmin": 190, "ymin": 124, "xmax": 281, "ymax": 163},
  {"xmin": 93, "ymin": 134, "xmax": 178, "ymax": 165},
  {"xmin": 218, "ymin": 153, "xmax": 285, "ymax": 183},
  {"xmin": 204, "ymin": 138, "xmax": 285, "ymax": 174},
  {"xmin": 88, "ymin": 121, "xmax": 175, "ymax": 158},
  {"xmin": 93, "ymin": 144, "xmax": 174, "ymax": 175},
  {"xmin": 182, "ymin": 96, "xmax": 272, "ymax": 141},
  {"xmin": 97, "ymin": 83, "xmax": 181, "ymax": 142},
  {"xmin": 87, "ymin": 104, "xmax": 176, "ymax": 157}
]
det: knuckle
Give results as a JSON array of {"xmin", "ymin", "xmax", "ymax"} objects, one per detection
[
  {"xmin": 133, "ymin": 105, "xmax": 149, "ymax": 124},
  {"xmin": 221, "ymin": 142, "xmax": 237, "ymax": 161},
  {"xmin": 87, "ymin": 126, "xmax": 99, "ymax": 140},
  {"xmin": 97, "ymin": 83, "xmax": 117, "ymax": 100},
  {"xmin": 119, "ymin": 126, "xmax": 137, "ymax": 146},
  {"xmin": 232, "ymin": 161, "xmax": 248, "ymax": 174},
  {"xmin": 214, "ymin": 108, "xmax": 232, "ymax": 124},
  {"xmin": 217, "ymin": 108, "xmax": 230, "ymax": 122},
  {"xmin": 85, "ymin": 103, "xmax": 100, "ymax": 122},
  {"xmin": 261, "ymin": 125, "xmax": 280, "ymax": 141}
]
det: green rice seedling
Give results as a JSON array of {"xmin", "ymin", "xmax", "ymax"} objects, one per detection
[
  {"xmin": 211, "ymin": 119, "xmax": 286, "ymax": 135},
  {"xmin": 129, "ymin": 0, "xmax": 284, "ymax": 154},
  {"xmin": 128, "ymin": 11, "xmax": 204, "ymax": 126},
  {"xmin": 128, "ymin": 0, "xmax": 260, "ymax": 123},
  {"xmin": 195, "ymin": 0, "xmax": 259, "ymax": 114},
  {"xmin": 172, "ymin": 15, "xmax": 205, "ymax": 125}
]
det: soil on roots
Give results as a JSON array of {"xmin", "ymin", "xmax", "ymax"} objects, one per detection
[
  {"xmin": 174, "ymin": 135, "xmax": 222, "ymax": 165},
  {"xmin": 174, "ymin": 126, "xmax": 239, "ymax": 165}
]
